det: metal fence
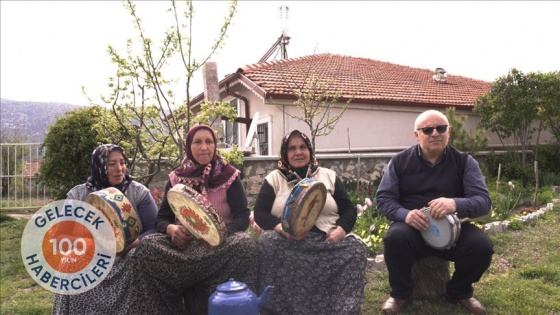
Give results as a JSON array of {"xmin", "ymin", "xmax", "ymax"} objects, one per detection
[{"xmin": 0, "ymin": 143, "xmax": 51, "ymax": 211}]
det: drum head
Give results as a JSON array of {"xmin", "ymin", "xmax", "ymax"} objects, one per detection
[
  {"xmin": 420, "ymin": 208, "xmax": 458, "ymax": 250},
  {"xmin": 282, "ymin": 178, "xmax": 327, "ymax": 238},
  {"xmin": 167, "ymin": 184, "xmax": 227, "ymax": 247},
  {"xmin": 86, "ymin": 188, "xmax": 142, "ymax": 253}
]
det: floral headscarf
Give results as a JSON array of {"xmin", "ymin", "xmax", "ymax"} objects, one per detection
[
  {"xmin": 85, "ymin": 144, "xmax": 132, "ymax": 193},
  {"xmin": 170, "ymin": 124, "xmax": 238, "ymax": 196},
  {"xmin": 277, "ymin": 130, "xmax": 319, "ymax": 184}
]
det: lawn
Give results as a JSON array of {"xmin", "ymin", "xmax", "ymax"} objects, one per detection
[{"xmin": 1, "ymin": 203, "xmax": 559, "ymax": 314}]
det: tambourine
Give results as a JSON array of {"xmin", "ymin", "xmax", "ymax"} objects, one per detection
[
  {"xmin": 420, "ymin": 207, "xmax": 461, "ymax": 250},
  {"xmin": 86, "ymin": 187, "xmax": 142, "ymax": 254},
  {"xmin": 167, "ymin": 184, "xmax": 228, "ymax": 248},
  {"xmin": 282, "ymin": 178, "xmax": 327, "ymax": 238}
]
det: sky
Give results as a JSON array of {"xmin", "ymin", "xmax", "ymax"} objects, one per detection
[{"xmin": 1, "ymin": 1, "xmax": 559, "ymax": 106}]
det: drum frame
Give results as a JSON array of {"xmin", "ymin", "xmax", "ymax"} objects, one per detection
[
  {"xmin": 167, "ymin": 184, "xmax": 228, "ymax": 248},
  {"xmin": 420, "ymin": 207, "xmax": 461, "ymax": 250},
  {"xmin": 86, "ymin": 188, "xmax": 142, "ymax": 254},
  {"xmin": 281, "ymin": 178, "xmax": 327, "ymax": 238}
]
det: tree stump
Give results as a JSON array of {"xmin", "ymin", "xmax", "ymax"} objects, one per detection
[{"xmin": 411, "ymin": 256, "xmax": 450, "ymax": 300}]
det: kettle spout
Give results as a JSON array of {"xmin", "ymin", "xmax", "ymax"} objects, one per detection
[{"xmin": 257, "ymin": 285, "xmax": 274, "ymax": 308}]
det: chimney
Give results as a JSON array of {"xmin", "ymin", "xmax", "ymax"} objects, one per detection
[
  {"xmin": 202, "ymin": 62, "xmax": 224, "ymax": 140},
  {"xmin": 203, "ymin": 62, "xmax": 220, "ymax": 102},
  {"xmin": 432, "ymin": 67, "xmax": 447, "ymax": 83}
]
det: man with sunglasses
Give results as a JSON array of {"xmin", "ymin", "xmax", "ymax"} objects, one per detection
[{"xmin": 376, "ymin": 109, "xmax": 493, "ymax": 315}]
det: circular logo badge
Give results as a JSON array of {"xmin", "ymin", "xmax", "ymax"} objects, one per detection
[{"xmin": 21, "ymin": 199, "xmax": 116, "ymax": 295}]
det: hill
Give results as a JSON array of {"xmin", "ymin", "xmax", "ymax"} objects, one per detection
[{"xmin": 0, "ymin": 98, "xmax": 85, "ymax": 143}]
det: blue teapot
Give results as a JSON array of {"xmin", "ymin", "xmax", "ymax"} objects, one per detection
[{"xmin": 208, "ymin": 278, "xmax": 273, "ymax": 315}]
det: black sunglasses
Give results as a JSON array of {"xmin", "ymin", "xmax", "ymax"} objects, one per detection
[{"xmin": 416, "ymin": 125, "xmax": 448, "ymax": 135}]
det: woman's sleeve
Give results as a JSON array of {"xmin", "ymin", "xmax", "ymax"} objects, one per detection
[
  {"xmin": 155, "ymin": 180, "xmax": 176, "ymax": 233},
  {"xmin": 253, "ymin": 179, "xmax": 281, "ymax": 230},
  {"xmin": 333, "ymin": 177, "xmax": 357, "ymax": 233},
  {"xmin": 136, "ymin": 186, "xmax": 158, "ymax": 239},
  {"xmin": 226, "ymin": 176, "xmax": 250, "ymax": 233}
]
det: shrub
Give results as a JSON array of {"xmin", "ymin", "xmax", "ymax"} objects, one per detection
[
  {"xmin": 537, "ymin": 186, "xmax": 554, "ymax": 205},
  {"xmin": 536, "ymin": 143, "xmax": 560, "ymax": 175},
  {"xmin": 491, "ymin": 180, "xmax": 522, "ymax": 221}
]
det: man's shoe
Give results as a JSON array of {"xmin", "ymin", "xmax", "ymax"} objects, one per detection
[
  {"xmin": 447, "ymin": 297, "xmax": 486, "ymax": 315},
  {"xmin": 381, "ymin": 297, "xmax": 411, "ymax": 314}
]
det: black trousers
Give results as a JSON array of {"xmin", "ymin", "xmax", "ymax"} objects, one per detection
[{"xmin": 383, "ymin": 222, "xmax": 494, "ymax": 300}]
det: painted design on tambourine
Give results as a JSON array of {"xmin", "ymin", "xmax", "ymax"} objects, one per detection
[{"xmin": 180, "ymin": 205, "xmax": 210, "ymax": 234}]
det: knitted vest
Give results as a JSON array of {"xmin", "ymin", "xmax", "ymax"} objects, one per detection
[
  {"xmin": 202, "ymin": 173, "xmax": 239, "ymax": 225},
  {"xmin": 393, "ymin": 145, "xmax": 467, "ymax": 210}
]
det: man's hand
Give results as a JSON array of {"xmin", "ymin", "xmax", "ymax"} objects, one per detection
[
  {"xmin": 405, "ymin": 209, "xmax": 429, "ymax": 232},
  {"xmin": 428, "ymin": 197, "xmax": 456, "ymax": 220}
]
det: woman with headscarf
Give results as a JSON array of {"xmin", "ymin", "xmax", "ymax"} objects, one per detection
[
  {"xmin": 129, "ymin": 124, "xmax": 257, "ymax": 314},
  {"xmin": 52, "ymin": 144, "xmax": 158, "ymax": 314},
  {"xmin": 254, "ymin": 130, "xmax": 367, "ymax": 315}
]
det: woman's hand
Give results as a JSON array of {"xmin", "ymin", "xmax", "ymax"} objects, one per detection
[
  {"xmin": 166, "ymin": 224, "xmax": 193, "ymax": 247},
  {"xmin": 325, "ymin": 226, "xmax": 345, "ymax": 243},
  {"xmin": 274, "ymin": 223, "xmax": 305, "ymax": 241}
]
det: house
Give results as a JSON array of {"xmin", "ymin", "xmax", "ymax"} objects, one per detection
[{"xmin": 189, "ymin": 53, "xmax": 509, "ymax": 156}]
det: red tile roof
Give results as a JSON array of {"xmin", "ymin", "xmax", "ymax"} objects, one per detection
[{"xmin": 235, "ymin": 53, "xmax": 492, "ymax": 108}]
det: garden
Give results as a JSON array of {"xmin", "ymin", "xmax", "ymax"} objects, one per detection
[{"xmin": 2, "ymin": 144, "xmax": 560, "ymax": 314}]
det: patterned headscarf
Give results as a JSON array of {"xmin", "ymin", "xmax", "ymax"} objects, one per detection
[
  {"xmin": 85, "ymin": 144, "xmax": 132, "ymax": 193},
  {"xmin": 170, "ymin": 124, "xmax": 238, "ymax": 196},
  {"xmin": 277, "ymin": 130, "xmax": 319, "ymax": 184}
]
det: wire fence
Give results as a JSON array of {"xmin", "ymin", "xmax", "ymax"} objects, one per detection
[{"xmin": 0, "ymin": 143, "xmax": 52, "ymax": 212}]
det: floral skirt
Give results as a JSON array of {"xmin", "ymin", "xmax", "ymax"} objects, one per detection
[
  {"xmin": 257, "ymin": 231, "xmax": 367, "ymax": 315},
  {"xmin": 52, "ymin": 252, "xmax": 136, "ymax": 315},
  {"xmin": 127, "ymin": 232, "xmax": 258, "ymax": 315}
]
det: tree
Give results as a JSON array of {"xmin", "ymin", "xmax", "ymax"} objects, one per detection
[
  {"xmin": 474, "ymin": 68, "xmax": 541, "ymax": 168},
  {"xmin": 38, "ymin": 106, "xmax": 121, "ymax": 199},
  {"xmin": 85, "ymin": 0, "xmax": 238, "ymax": 186},
  {"xmin": 534, "ymin": 71, "xmax": 560, "ymax": 144},
  {"xmin": 445, "ymin": 107, "xmax": 488, "ymax": 154},
  {"xmin": 274, "ymin": 55, "xmax": 360, "ymax": 149}
]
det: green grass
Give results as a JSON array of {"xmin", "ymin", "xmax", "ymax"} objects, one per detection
[
  {"xmin": 362, "ymin": 203, "xmax": 560, "ymax": 315},
  {"xmin": 1, "ymin": 204, "xmax": 560, "ymax": 314},
  {"xmin": 0, "ymin": 215, "xmax": 54, "ymax": 315}
]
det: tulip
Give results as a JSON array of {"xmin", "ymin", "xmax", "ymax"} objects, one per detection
[
  {"xmin": 365, "ymin": 198, "xmax": 373, "ymax": 208},
  {"xmin": 249, "ymin": 212, "xmax": 255, "ymax": 224},
  {"xmin": 356, "ymin": 204, "xmax": 364, "ymax": 215}
]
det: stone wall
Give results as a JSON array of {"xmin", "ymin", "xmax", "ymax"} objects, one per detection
[
  {"xmin": 150, "ymin": 152, "xmax": 498, "ymax": 206},
  {"xmin": 149, "ymin": 153, "xmax": 395, "ymax": 206},
  {"xmin": 241, "ymin": 153, "xmax": 393, "ymax": 205}
]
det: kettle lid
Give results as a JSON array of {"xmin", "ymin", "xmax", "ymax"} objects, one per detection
[{"xmin": 216, "ymin": 278, "xmax": 247, "ymax": 293}]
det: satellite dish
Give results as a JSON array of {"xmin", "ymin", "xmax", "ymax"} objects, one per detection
[{"xmin": 245, "ymin": 112, "xmax": 260, "ymax": 148}]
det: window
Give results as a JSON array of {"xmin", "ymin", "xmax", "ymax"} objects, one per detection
[{"xmin": 257, "ymin": 123, "xmax": 269, "ymax": 155}]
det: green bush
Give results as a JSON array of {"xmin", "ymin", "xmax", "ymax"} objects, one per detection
[
  {"xmin": 218, "ymin": 145, "xmax": 244, "ymax": 170},
  {"xmin": 540, "ymin": 171, "xmax": 560, "ymax": 186},
  {"xmin": 538, "ymin": 186, "xmax": 554, "ymax": 205},
  {"xmin": 536, "ymin": 143, "xmax": 560, "ymax": 175}
]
